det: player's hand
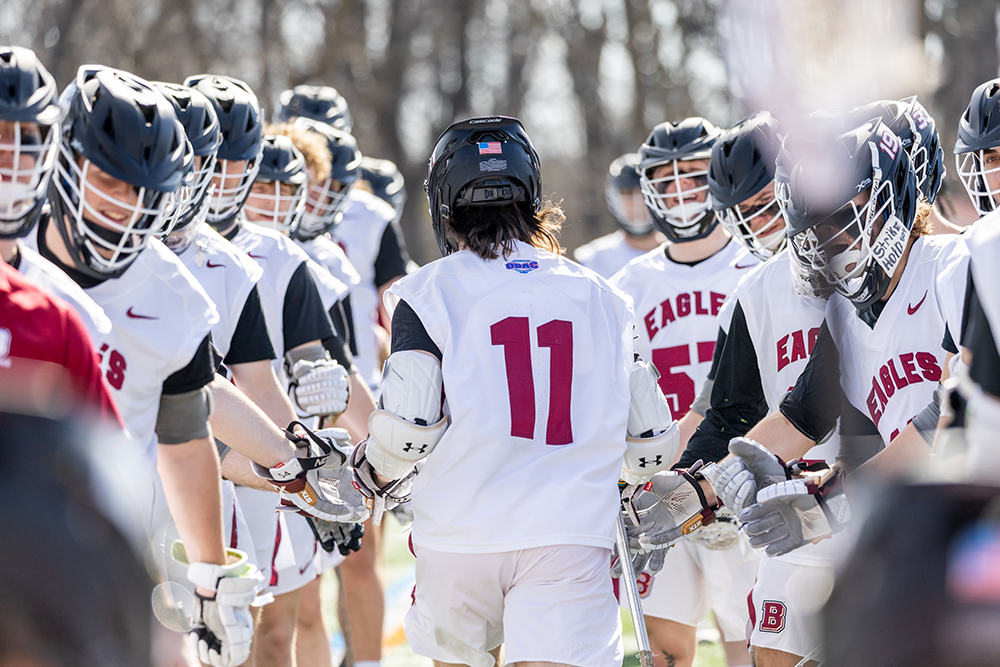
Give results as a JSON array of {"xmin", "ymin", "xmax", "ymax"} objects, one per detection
[
  {"xmin": 350, "ymin": 439, "xmax": 416, "ymax": 526},
  {"xmin": 391, "ymin": 500, "xmax": 415, "ymax": 526},
  {"xmin": 172, "ymin": 543, "xmax": 261, "ymax": 667},
  {"xmin": 700, "ymin": 437, "xmax": 791, "ymax": 514},
  {"xmin": 306, "ymin": 516, "xmax": 365, "ymax": 555},
  {"xmin": 631, "ymin": 467, "xmax": 718, "ymax": 552},
  {"xmin": 252, "ymin": 422, "xmax": 370, "ymax": 523},
  {"xmin": 738, "ymin": 472, "xmax": 850, "ymax": 557},
  {"xmin": 288, "ymin": 358, "xmax": 350, "ymax": 418}
]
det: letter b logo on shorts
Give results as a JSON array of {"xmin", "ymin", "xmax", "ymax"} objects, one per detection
[{"xmin": 760, "ymin": 600, "xmax": 787, "ymax": 633}]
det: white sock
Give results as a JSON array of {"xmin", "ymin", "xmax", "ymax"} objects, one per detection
[{"xmin": 354, "ymin": 661, "xmax": 382, "ymax": 667}]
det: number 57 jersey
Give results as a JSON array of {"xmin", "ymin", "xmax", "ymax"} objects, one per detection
[
  {"xmin": 611, "ymin": 240, "xmax": 756, "ymax": 419},
  {"xmin": 386, "ymin": 240, "xmax": 635, "ymax": 554}
]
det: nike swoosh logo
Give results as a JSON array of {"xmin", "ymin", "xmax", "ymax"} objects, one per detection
[
  {"xmin": 206, "ymin": 260, "xmax": 224, "ymax": 268},
  {"xmin": 908, "ymin": 290, "xmax": 928, "ymax": 315},
  {"xmin": 735, "ymin": 261, "xmax": 756, "ymax": 270},
  {"xmin": 126, "ymin": 307, "xmax": 158, "ymax": 320},
  {"xmin": 247, "ymin": 252, "xmax": 266, "ymax": 260}
]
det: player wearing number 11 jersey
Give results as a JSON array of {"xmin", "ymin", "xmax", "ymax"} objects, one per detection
[
  {"xmin": 348, "ymin": 116, "xmax": 679, "ymax": 667},
  {"xmin": 610, "ymin": 117, "xmax": 759, "ymax": 667}
]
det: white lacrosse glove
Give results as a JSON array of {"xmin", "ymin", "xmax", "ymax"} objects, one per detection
[
  {"xmin": 252, "ymin": 422, "xmax": 370, "ymax": 523},
  {"xmin": 172, "ymin": 541, "xmax": 261, "ymax": 667},
  {"xmin": 738, "ymin": 469, "xmax": 850, "ymax": 557},
  {"xmin": 700, "ymin": 437, "xmax": 792, "ymax": 514},
  {"xmin": 350, "ymin": 438, "xmax": 417, "ymax": 526},
  {"xmin": 288, "ymin": 358, "xmax": 351, "ymax": 418},
  {"xmin": 611, "ymin": 494, "xmax": 669, "ymax": 579},
  {"xmin": 631, "ymin": 465, "xmax": 719, "ymax": 553}
]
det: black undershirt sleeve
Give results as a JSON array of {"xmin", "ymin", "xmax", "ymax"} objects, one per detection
[
  {"xmin": 225, "ymin": 286, "xmax": 277, "ymax": 365},
  {"xmin": 676, "ymin": 301, "xmax": 769, "ymax": 469},
  {"xmin": 779, "ymin": 321, "xmax": 844, "ymax": 442},
  {"xmin": 341, "ymin": 294, "xmax": 359, "ymax": 356},
  {"xmin": 836, "ymin": 399, "xmax": 883, "ymax": 472},
  {"xmin": 163, "ymin": 334, "xmax": 218, "ymax": 395},
  {"xmin": 321, "ymin": 303, "xmax": 357, "ymax": 374},
  {"xmin": 373, "ymin": 223, "xmax": 410, "ymax": 288},
  {"xmin": 390, "ymin": 300, "xmax": 442, "ymax": 361},
  {"xmin": 282, "ymin": 261, "xmax": 335, "ymax": 353},
  {"xmin": 329, "ymin": 300, "xmax": 351, "ymax": 352},
  {"xmin": 965, "ymin": 275, "xmax": 1000, "ymax": 397}
]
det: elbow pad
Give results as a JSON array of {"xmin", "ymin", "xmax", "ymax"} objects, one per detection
[
  {"xmin": 622, "ymin": 361, "xmax": 680, "ymax": 484},
  {"xmin": 367, "ymin": 351, "xmax": 449, "ymax": 479}
]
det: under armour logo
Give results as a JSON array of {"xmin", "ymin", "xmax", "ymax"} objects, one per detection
[
  {"xmin": 638, "ymin": 455, "xmax": 663, "ymax": 468},
  {"xmin": 403, "ymin": 443, "xmax": 428, "ymax": 454}
]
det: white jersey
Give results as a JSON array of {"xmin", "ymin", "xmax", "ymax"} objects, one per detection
[
  {"xmin": 336, "ymin": 188, "xmax": 400, "ymax": 387},
  {"xmin": 731, "ymin": 249, "xmax": 843, "ymax": 566},
  {"xmin": 828, "ymin": 234, "xmax": 968, "ymax": 445},
  {"xmin": 228, "ymin": 221, "xmax": 322, "ymax": 386},
  {"xmin": 967, "ymin": 211, "xmax": 1000, "ymax": 349},
  {"xmin": 386, "ymin": 241, "xmax": 634, "ymax": 553},
  {"xmin": 76, "ymin": 240, "xmax": 217, "ymax": 455},
  {"xmin": 610, "ymin": 239, "xmax": 758, "ymax": 419},
  {"xmin": 296, "ymin": 234, "xmax": 362, "ymax": 298},
  {"xmin": 16, "ymin": 240, "xmax": 112, "ymax": 346},
  {"xmin": 573, "ymin": 230, "xmax": 650, "ymax": 279},
  {"xmin": 176, "ymin": 225, "xmax": 262, "ymax": 360}
]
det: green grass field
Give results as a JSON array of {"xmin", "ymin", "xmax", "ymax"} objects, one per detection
[{"xmin": 321, "ymin": 515, "xmax": 727, "ymax": 667}]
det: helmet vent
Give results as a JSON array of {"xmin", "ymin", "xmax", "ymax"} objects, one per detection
[
  {"xmin": 102, "ymin": 115, "xmax": 116, "ymax": 140},
  {"xmin": 138, "ymin": 102, "xmax": 156, "ymax": 125}
]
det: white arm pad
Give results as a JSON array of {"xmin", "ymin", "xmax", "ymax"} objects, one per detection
[
  {"xmin": 367, "ymin": 410, "xmax": 448, "ymax": 479},
  {"xmin": 628, "ymin": 360, "xmax": 675, "ymax": 437},
  {"xmin": 622, "ymin": 360, "xmax": 679, "ymax": 484},
  {"xmin": 623, "ymin": 422, "xmax": 680, "ymax": 485},
  {"xmin": 366, "ymin": 350, "xmax": 449, "ymax": 480}
]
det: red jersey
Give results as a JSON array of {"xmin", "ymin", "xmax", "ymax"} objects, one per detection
[{"xmin": 0, "ymin": 262, "xmax": 120, "ymax": 424}]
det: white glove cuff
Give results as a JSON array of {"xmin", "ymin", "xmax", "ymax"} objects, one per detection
[{"xmin": 171, "ymin": 541, "xmax": 251, "ymax": 591}]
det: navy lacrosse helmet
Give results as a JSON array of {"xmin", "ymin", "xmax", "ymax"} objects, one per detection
[
  {"xmin": 852, "ymin": 97, "xmax": 944, "ymax": 204},
  {"xmin": 0, "ymin": 46, "xmax": 60, "ymax": 238},
  {"xmin": 360, "ymin": 156, "xmax": 406, "ymax": 224},
  {"xmin": 152, "ymin": 82, "xmax": 221, "ymax": 245},
  {"xmin": 243, "ymin": 134, "xmax": 308, "ymax": 234},
  {"xmin": 184, "ymin": 74, "xmax": 263, "ymax": 227},
  {"xmin": 292, "ymin": 117, "xmax": 362, "ymax": 240},
  {"xmin": 425, "ymin": 115, "xmax": 541, "ymax": 256},
  {"xmin": 955, "ymin": 78, "xmax": 1000, "ymax": 217},
  {"xmin": 275, "ymin": 85, "xmax": 352, "ymax": 133},
  {"xmin": 639, "ymin": 117, "xmax": 723, "ymax": 242},
  {"xmin": 785, "ymin": 119, "xmax": 918, "ymax": 318},
  {"xmin": 708, "ymin": 111, "xmax": 784, "ymax": 260},
  {"xmin": 606, "ymin": 153, "xmax": 654, "ymax": 237},
  {"xmin": 49, "ymin": 66, "xmax": 188, "ymax": 278}
]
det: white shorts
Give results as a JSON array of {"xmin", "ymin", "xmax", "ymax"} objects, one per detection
[
  {"xmin": 749, "ymin": 555, "xmax": 835, "ymax": 659},
  {"xmin": 233, "ymin": 486, "xmax": 279, "ymax": 585},
  {"xmin": 269, "ymin": 512, "xmax": 317, "ymax": 596},
  {"xmin": 314, "ymin": 544, "xmax": 347, "ymax": 573},
  {"xmin": 635, "ymin": 537, "xmax": 760, "ymax": 642},
  {"xmin": 405, "ymin": 544, "xmax": 622, "ymax": 667}
]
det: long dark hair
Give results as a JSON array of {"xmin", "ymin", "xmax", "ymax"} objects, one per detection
[{"xmin": 448, "ymin": 200, "xmax": 565, "ymax": 260}]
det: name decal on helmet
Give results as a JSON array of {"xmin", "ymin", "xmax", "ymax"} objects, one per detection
[
  {"xmin": 879, "ymin": 128, "xmax": 899, "ymax": 159},
  {"xmin": 871, "ymin": 213, "xmax": 908, "ymax": 275},
  {"xmin": 480, "ymin": 158, "xmax": 507, "ymax": 172},
  {"xmin": 505, "ymin": 260, "xmax": 539, "ymax": 274}
]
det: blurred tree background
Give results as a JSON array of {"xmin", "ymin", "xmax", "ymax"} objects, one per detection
[{"xmin": 1, "ymin": 0, "xmax": 997, "ymax": 264}]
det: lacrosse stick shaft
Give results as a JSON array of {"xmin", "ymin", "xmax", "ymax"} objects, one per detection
[{"xmin": 616, "ymin": 512, "xmax": 654, "ymax": 667}]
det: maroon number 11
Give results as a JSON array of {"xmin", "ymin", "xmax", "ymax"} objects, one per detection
[{"xmin": 490, "ymin": 317, "xmax": 574, "ymax": 445}]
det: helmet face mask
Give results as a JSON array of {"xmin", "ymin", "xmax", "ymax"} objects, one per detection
[
  {"xmin": 0, "ymin": 46, "xmax": 61, "ymax": 238},
  {"xmin": 955, "ymin": 149, "xmax": 1000, "ymax": 217},
  {"xmin": 718, "ymin": 183, "xmax": 785, "ymax": 260},
  {"xmin": 298, "ymin": 177, "xmax": 350, "ymax": 239},
  {"xmin": 0, "ymin": 120, "xmax": 58, "ymax": 234},
  {"xmin": 53, "ymin": 147, "xmax": 173, "ymax": 275},
  {"xmin": 243, "ymin": 135, "xmax": 308, "ymax": 234},
  {"xmin": 787, "ymin": 122, "xmax": 917, "ymax": 312},
  {"xmin": 208, "ymin": 156, "xmax": 260, "ymax": 223},
  {"xmin": 606, "ymin": 153, "xmax": 654, "ymax": 237}
]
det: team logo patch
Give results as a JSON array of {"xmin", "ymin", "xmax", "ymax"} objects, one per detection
[
  {"xmin": 505, "ymin": 259, "xmax": 539, "ymax": 274},
  {"xmin": 479, "ymin": 158, "xmax": 507, "ymax": 173},
  {"xmin": 760, "ymin": 600, "xmax": 787, "ymax": 633}
]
